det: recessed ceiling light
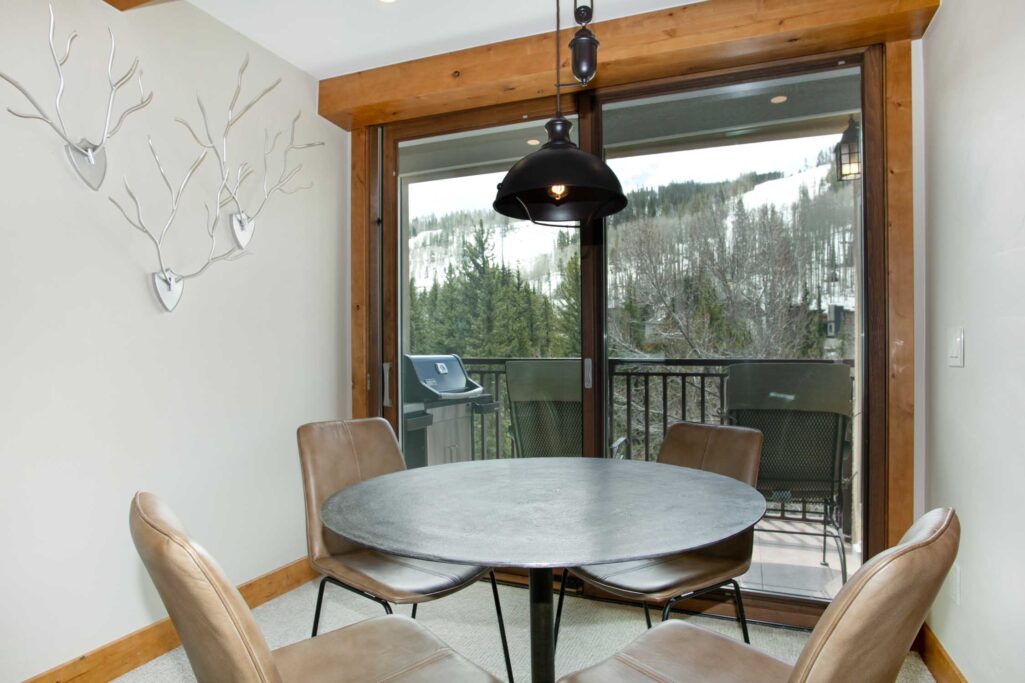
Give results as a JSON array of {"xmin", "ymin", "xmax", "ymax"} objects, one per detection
[
  {"xmin": 527, "ymin": 139, "xmax": 541, "ymax": 146},
  {"xmin": 770, "ymin": 95, "xmax": 788, "ymax": 104},
  {"xmin": 379, "ymin": 0, "xmax": 397, "ymax": 3}
]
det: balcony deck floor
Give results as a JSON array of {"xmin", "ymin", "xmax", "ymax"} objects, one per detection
[{"xmin": 741, "ymin": 518, "xmax": 860, "ymax": 600}]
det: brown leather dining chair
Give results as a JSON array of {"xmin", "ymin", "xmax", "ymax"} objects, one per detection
[
  {"xmin": 297, "ymin": 418, "xmax": 513, "ymax": 682},
  {"xmin": 129, "ymin": 492, "xmax": 500, "ymax": 683},
  {"xmin": 556, "ymin": 421, "xmax": 763, "ymax": 644},
  {"xmin": 558, "ymin": 507, "xmax": 960, "ymax": 683}
]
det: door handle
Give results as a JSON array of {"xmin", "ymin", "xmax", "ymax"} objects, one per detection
[
  {"xmin": 584, "ymin": 358, "xmax": 593, "ymax": 389},
  {"xmin": 382, "ymin": 362, "xmax": 393, "ymax": 408}
]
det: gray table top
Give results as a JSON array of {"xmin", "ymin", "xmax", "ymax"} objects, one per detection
[{"xmin": 321, "ymin": 457, "xmax": 766, "ymax": 569}]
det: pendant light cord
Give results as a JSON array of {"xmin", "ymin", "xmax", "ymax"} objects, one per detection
[{"xmin": 555, "ymin": 0, "xmax": 562, "ymax": 117}]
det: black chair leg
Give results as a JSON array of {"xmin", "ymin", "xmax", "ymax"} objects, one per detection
[
  {"xmin": 311, "ymin": 577, "xmax": 328, "ymax": 637},
  {"xmin": 643, "ymin": 603, "xmax": 652, "ymax": 629},
  {"xmin": 312, "ymin": 575, "xmax": 392, "ymax": 636},
  {"xmin": 661, "ymin": 598, "xmax": 676, "ymax": 622},
  {"xmin": 411, "ymin": 603, "xmax": 418, "ymax": 619},
  {"xmin": 821, "ymin": 514, "xmax": 829, "ymax": 567},
  {"xmin": 490, "ymin": 571, "xmax": 515, "ymax": 683},
  {"xmin": 731, "ymin": 579, "xmax": 750, "ymax": 644},
  {"xmin": 832, "ymin": 528, "xmax": 849, "ymax": 583},
  {"xmin": 554, "ymin": 568, "xmax": 568, "ymax": 649}
]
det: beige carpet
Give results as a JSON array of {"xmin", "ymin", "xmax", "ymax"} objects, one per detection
[{"xmin": 116, "ymin": 579, "xmax": 933, "ymax": 682}]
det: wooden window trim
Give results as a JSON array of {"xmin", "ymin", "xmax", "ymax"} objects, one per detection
[{"xmin": 319, "ymin": 0, "xmax": 938, "ymax": 129}]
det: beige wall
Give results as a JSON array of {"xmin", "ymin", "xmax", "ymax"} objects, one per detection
[
  {"xmin": 921, "ymin": 0, "xmax": 1025, "ymax": 680},
  {"xmin": 0, "ymin": 0, "xmax": 349, "ymax": 679}
]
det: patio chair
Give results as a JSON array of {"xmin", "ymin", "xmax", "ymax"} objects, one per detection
[
  {"xmin": 724, "ymin": 362, "xmax": 853, "ymax": 582},
  {"xmin": 506, "ymin": 359, "xmax": 583, "ymax": 457},
  {"xmin": 555, "ymin": 421, "xmax": 764, "ymax": 645},
  {"xmin": 129, "ymin": 492, "xmax": 499, "ymax": 683},
  {"xmin": 558, "ymin": 508, "xmax": 960, "ymax": 683}
]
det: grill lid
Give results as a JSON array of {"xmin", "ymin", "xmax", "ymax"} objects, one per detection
[{"xmin": 403, "ymin": 354, "xmax": 483, "ymax": 402}]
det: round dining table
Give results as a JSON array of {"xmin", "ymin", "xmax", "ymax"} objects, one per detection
[{"xmin": 321, "ymin": 457, "xmax": 765, "ymax": 683}]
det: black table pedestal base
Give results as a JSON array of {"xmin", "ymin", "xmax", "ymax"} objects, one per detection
[{"xmin": 529, "ymin": 567, "xmax": 555, "ymax": 683}]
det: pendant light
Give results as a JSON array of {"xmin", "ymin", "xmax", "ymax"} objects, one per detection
[
  {"xmin": 493, "ymin": 1, "xmax": 627, "ymax": 226},
  {"xmin": 834, "ymin": 115, "xmax": 862, "ymax": 181}
]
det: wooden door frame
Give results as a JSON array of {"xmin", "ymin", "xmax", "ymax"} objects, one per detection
[
  {"xmin": 350, "ymin": 127, "xmax": 382, "ymax": 420},
  {"xmin": 348, "ymin": 42, "xmax": 915, "ymax": 624}
]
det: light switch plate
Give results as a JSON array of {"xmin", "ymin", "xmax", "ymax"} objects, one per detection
[{"xmin": 947, "ymin": 327, "xmax": 964, "ymax": 367}]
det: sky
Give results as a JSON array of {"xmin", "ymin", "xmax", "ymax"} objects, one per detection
[{"xmin": 407, "ymin": 134, "xmax": 838, "ymax": 220}]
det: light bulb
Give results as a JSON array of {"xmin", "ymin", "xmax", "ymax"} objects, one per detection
[{"xmin": 548, "ymin": 184, "xmax": 568, "ymax": 201}]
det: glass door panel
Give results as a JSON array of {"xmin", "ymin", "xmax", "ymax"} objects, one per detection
[
  {"xmin": 396, "ymin": 118, "xmax": 583, "ymax": 468},
  {"xmin": 601, "ymin": 68, "xmax": 865, "ymax": 600}
]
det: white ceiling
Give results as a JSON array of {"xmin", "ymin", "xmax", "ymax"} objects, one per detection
[{"xmin": 185, "ymin": 0, "xmax": 701, "ymax": 80}]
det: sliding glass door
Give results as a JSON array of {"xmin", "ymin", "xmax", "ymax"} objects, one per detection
[
  {"xmin": 600, "ymin": 66, "xmax": 866, "ymax": 600},
  {"xmin": 393, "ymin": 117, "xmax": 584, "ymax": 467},
  {"xmin": 377, "ymin": 54, "xmax": 882, "ymax": 613}
]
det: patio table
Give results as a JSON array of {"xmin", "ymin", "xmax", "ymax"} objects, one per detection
[{"xmin": 321, "ymin": 457, "xmax": 765, "ymax": 683}]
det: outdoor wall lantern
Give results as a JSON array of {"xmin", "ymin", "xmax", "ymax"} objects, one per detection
[
  {"xmin": 493, "ymin": 1, "xmax": 626, "ymax": 226},
  {"xmin": 835, "ymin": 115, "xmax": 863, "ymax": 181}
]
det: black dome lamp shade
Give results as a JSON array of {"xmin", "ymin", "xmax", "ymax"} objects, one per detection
[
  {"xmin": 494, "ymin": 1, "xmax": 626, "ymax": 226},
  {"xmin": 494, "ymin": 115, "xmax": 626, "ymax": 224}
]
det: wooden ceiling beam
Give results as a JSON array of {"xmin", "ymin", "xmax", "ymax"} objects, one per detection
[{"xmin": 319, "ymin": 0, "xmax": 938, "ymax": 130}]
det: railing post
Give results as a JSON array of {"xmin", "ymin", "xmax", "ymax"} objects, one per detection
[
  {"xmin": 700, "ymin": 376, "xmax": 707, "ymax": 423},
  {"xmin": 661, "ymin": 375, "xmax": 668, "ymax": 437},
  {"xmin": 643, "ymin": 375, "xmax": 651, "ymax": 461},
  {"xmin": 494, "ymin": 370, "xmax": 502, "ymax": 460},
  {"xmin": 625, "ymin": 375, "xmax": 633, "ymax": 461}
]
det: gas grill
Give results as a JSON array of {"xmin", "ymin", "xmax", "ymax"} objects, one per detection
[{"xmin": 401, "ymin": 354, "xmax": 498, "ymax": 468}]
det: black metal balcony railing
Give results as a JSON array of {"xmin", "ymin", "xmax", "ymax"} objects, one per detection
[{"xmin": 463, "ymin": 357, "xmax": 841, "ymax": 462}]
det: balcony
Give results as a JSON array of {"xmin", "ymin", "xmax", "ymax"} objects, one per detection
[{"xmin": 461, "ymin": 357, "xmax": 860, "ymax": 600}]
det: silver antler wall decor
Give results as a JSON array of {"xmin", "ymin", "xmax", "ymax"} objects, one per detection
[
  {"xmin": 176, "ymin": 57, "xmax": 323, "ymax": 251},
  {"xmin": 109, "ymin": 56, "xmax": 323, "ymax": 313},
  {"xmin": 0, "ymin": 4, "xmax": 153, "ymax": 191}
]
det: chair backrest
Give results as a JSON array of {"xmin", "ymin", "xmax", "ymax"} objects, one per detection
[
  {"xmin": 657, "ymin": 421, "xmax": 763, "ymax": 487},
  {"xmin": 657, "ymin": 421, "xmax": 763, "ymax": 561},
  {"xmin": 129, "ymin": 492, "xmax": 282, "ymax": 683},
  {"xmin": 725, "ymin": 363, "xmax": 852, "ymax": 502},
  {"xmin": 297, "ymin": 418, "xmax": 406, "ymax": 561},
  {"xmin": 790, "ymin": 508, "xmax": 960, "ymax": 683},
  {"xmin": 505, "ymin": 360, "xmax": 582, "ymax": 457}
]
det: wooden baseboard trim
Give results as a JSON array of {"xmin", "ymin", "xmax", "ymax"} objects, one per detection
[
  {"xmin": 915, "ymin": 622, "xmax": 967, "ymax": 683},
  {"xmin": 25, "ymin": 558, "xmax": 317, "ymax": 683}
]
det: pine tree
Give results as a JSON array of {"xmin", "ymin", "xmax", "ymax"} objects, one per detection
[{"xmin": 553, "ymin": 253, "xmax": 581, "ymax": 356}]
